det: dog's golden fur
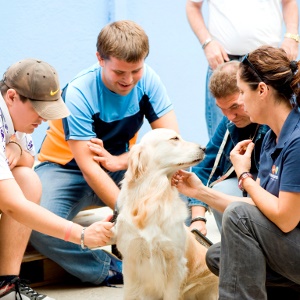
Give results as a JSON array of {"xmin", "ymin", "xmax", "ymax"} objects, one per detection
[{"xmin": 115, "ymin": 129, "xmax": 218, "ymax": 300}]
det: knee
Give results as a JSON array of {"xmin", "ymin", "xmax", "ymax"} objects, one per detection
[
  {"xmin": 222, "ymin": 201, "xmax": 255, "ymax": 234},
  {"xmin": 30, "ymin": 230, "xmax": 45, "ymax": 244},
  {"xmin": 223, "ymin": 201, "xmax": 247, "ymax": 221},
  {"xmin": 206, "ymin": 242, "xmax": 221, "ymax": 276},
  {"xmin": 30, "ymin": 230, "xmax": 56, "ymax": 248},
  {"xmin": 12, "ymin": 167, "xmax": 42, "ymax": 204}
]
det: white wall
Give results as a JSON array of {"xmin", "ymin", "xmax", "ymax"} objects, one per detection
[
  {"xmin": 1, "ymin": 0, "xmax": 299, "ymax": 152},
  {"xmin": 0, "ymin": 0, "xmax": 209, "ymax": 151}
]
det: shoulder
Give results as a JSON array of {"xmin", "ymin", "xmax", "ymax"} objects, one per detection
[
  {"xmin": 209, "ymin": 117, "xmax": 230, "ymax": 145},
  {"xmin": 63, "ymin": 63, "xmax": 101, "ymax": 99},
  {"xmin": 254, "ymin": 124, "xmax": 270, "ymax": 144},
  {"xmin": 68, "ymin": 63, "xmax": 101, "ymax": 87},
  {"xmin": 221, "ymin": 117, "xmax": 233, "ymax": 132},
  {"xmin": 138, "ymin": 64, "xmax": 163, "ymax": 87}
]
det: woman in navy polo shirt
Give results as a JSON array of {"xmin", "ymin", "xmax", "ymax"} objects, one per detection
[{"xmin": 173, "ymin": 45, "xmax": 300, "ymax": 299}]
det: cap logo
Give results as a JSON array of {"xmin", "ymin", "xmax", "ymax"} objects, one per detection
[{"xmin": 50, "ymin": 89, "xmax": 59, "ymax": 96}]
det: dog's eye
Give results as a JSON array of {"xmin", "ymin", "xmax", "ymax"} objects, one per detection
[{"xmin": 170, "ymin": 136, "xmax": 179, "ymax": 141}]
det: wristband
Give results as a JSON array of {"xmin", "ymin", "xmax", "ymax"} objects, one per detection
[
  {"xmin": 238, "ymin": 172, "xmax": 253, "ymax": 192},
  {"xmin": 8, "ymin": 141, "xmax": 23, "ymax": 156},
  {"xmin": 80, "ymin": 227, "xmax": 88, "ymax": 249},
  {"xmin": 64, "ymin": 221, "xmax": 73, "ymax": 242},
  {"xmin": 202, "ymin": 38, "xmax": 213, "ymax": 49},
  {"xmin": 284, "ymin": 33, "xmax": 300, "ymax": 43},
  {"xmin": 191, "ymin": 216, "xmax": 207, "ymax": 224}
]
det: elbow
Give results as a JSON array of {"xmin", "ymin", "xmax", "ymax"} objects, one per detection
[{"xmin": 186, "ymin": 1, "xmax": 201, "ymax": 14}]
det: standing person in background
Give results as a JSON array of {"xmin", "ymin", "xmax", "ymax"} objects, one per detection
[
  {"xmin": 30, "ymin": 20, "xmax": 179, "ymax": 287},
  {"xmin": 186, "ymin": 61, "xmax": 268, "ymax": 235},
  {"xmin": 186, "ymin": 0, "xmax": 299, "ymax": 138},
  {"xmin": 0, "ymin": 59, "xmax": 114, "ymax": 300}
]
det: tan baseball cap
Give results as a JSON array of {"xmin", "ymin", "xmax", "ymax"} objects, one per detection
[{"xmin": 3, "ymin": 59, "xmax": 70, "ymax": 120}]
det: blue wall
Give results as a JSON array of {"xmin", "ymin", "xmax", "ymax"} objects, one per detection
[{"xmin": 1, "ymin": 0, "xmax": 299, "ymax": 151}]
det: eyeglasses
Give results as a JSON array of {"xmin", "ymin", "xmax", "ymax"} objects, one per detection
[{"xmin": 241, "ymin": 54, "xmax": 264, "ymax": 83}]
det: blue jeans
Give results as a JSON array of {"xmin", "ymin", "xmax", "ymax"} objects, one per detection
[
  {"xmin": 205, "ymin": 66, "xmax": 224, "ymax": 139},
  {"xmin": 206, "ymin": 202, "xmax": 300, "ymax": 299},
  {"xmin": 30, "ymin": 162, "xmax": 125, "ymax": 285}
]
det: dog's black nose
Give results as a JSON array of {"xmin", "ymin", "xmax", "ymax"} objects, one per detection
[{"xmin": 200, "ymin": 146, "xmax": 206, "ymax": 152}]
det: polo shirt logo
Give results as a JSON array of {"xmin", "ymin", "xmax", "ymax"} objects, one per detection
[
  {"xmin": 271, "ymin": 165, "xmax": 278, "ymax": 175},
  {"xmin": 270, "ymin": 165, "xmax": 279, "ymax": 181}
]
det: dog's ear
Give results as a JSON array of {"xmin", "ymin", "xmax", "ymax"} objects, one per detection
[{"xmin": 126, "ymin": 144, "xmax": 149, "ymax": 182}]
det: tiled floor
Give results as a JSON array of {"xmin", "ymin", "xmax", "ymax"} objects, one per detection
[{"xmin": 36, "ymin": 211, "xmax": 221, "ymax": 300}]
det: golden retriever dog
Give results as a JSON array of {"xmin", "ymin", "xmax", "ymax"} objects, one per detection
[{"xmin": 115, "ymin": 128, "xmax": 218, "ymax": 300}]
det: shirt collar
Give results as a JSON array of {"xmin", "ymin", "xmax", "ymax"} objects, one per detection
[
  {"xmin": 265, "ymin": 108, "xmax": 300, "ymax": 159},
  {"xmin": 276, "ymin": 107, "xmax": 300, "ymax": 149},
  {"xmin": 0, "ymin": 93, "xmax": 14, "ymax": 137}
]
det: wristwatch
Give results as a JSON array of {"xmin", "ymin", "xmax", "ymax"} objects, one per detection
[
  {"xmin": 284, "ymin": 33, "xmax": 300, "ymax": 43},
  {"xmin": 238, "ymin": 172, "xmax": 253, "ymax": 192}
]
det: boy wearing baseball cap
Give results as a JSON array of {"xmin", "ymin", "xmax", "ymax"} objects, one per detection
[
  {"xmin": 0, "ymin": 59, "xmax": 116, "ymax": 299},
  {"xmin": 2, "ymin": 58, "xmax": 70, "ymax": 121}
]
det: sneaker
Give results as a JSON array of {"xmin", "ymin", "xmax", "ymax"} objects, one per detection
[
  {"xmin": 102, "ymin": 270, "xmax": 123, "ymax": 286},
  {"xmin": 102, "ymin": 250, "xmax": 123, "ymax": 286},
  {"xmin": 0, "ymin": 277, "xmax": 55, "ymax": 300},
  {"xmin": 103, "ymin": 250, "xmax": 122, "ymax": 274}
]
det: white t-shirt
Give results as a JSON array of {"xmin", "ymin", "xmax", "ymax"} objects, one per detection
[
  {"xmin": 190, "ymin": 0, "xmax": 283, "ymax": 55},
  {"xmin": 0, "ymin": 94, "xmax": 35, "ymax": 180}
]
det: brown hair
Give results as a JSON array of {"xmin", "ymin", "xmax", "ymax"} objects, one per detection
[
  {"xmin": 96, "ymin": 20, "xmax": 149, "ymax": 63},
  {"xmin": 0, "ymin": 80, "xmax": 8, "ymax": 96},
  {"xmin": 0, "ymin": 80, "xmax": 27, "ymax": 102},
  {"xmin": 209, "ymin": 61, "xmax": 240, "ymax": 98},
  {"xmin": 239, "ymin": 45, "xmax": 300, "ymax": 106}
]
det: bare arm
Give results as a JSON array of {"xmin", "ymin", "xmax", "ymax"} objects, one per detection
[
  {"xmin": 150, "ymin": 110, "xmax": 179, "ymax": 131},
  {"xmin": 186, "ymin": 0, "xmax": 210, "ymax": 46},
  {"xmin": 17, "ymin": 150, "xmax": 35, "ymax": 167},
  {"xmin": 240, "ymin": 178, "xmax": 300, "ymax": 232},
  {"xmin": 6, "ymin": 143, "xmax": 34, "ymax": 169},
  {"xmin": 173, "ymin": 169, "xmax": 253, "ymax": 213},
  {"xmin": 190, "ymin": 205, "xmax": 207, "ymax": 235},
  {"xmin": 231, "ymin": 140, "xmax": 300, "ymax": 232},
  {"xmin": 0, "ymin": 178, "xmax": 115, "ymax": 248},
  {"xmin": 281, "ymin": 0, "xmax": 299, "ymax": 60},
  {"xmin": 68, "ymin": 139, "xmax": 120, "ymax": 209},
  {"xmin": 186, "ymin": 0, "xmax": 229, "ymax": 69},
  {"xmin": 87, "ymin": 138, "xmax": 129, "ymax": 172}
]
